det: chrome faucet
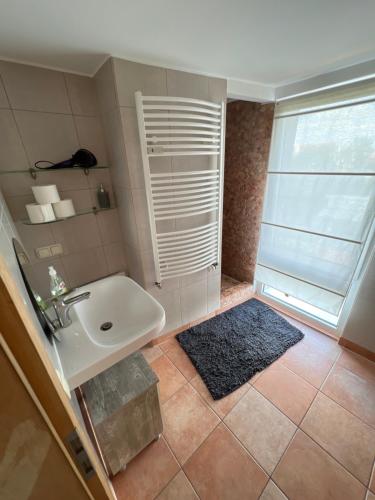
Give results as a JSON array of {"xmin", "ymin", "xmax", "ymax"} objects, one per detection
[{"xmin": 52, "ymin": 291, "xmax": 91, "ymax": 329}]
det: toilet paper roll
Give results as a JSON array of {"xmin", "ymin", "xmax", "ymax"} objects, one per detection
[
  {"xmin": 53, "ymin": 199, "xmax": 76, "ymax": 219},
  {"xmin": 26, "ymin": 203, "xmax": 56, "ymax": 224},
  {"xmin": 32, "ymin": 184, "xmax": 60, "ymax": 204}
]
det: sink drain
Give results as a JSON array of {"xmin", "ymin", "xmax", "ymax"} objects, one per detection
[{"xmin": 100, "ymin": 322, "xmax": 113, "ymax": 332}]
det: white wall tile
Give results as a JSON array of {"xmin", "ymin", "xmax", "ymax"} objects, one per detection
[
  {"xmin": 181, "ymin": 279, "xmax": 208, "ymax": 324},
  {"xmin": 207, "ymin": 271, "xmax": 221, "ymax": 312},
  {"xmin": 0, "ymin": 61, "xmax": 71, "ymax": 113},
  {"xmin": 113, "ymin": 58, "xmax": 167, "ymax": 107},
  {"xmin": 14, "ymin": 110, "xmax": 79, "ymax": 166},
  {"xmin": 148, "ymin": 287, "xmax": 182, "ymax": 335},
  {"xmin": 0, "ymin": 109, "xmax": 30, "ymax": 171}
]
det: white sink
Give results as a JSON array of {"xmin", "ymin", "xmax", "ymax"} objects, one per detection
[
  {"xmin": 56, "ymin": 275, "xmax": 165, "ymax": 389},
  {"xmin": 73, "ymin": 275, "xmax": 164, "ymax": 347}
]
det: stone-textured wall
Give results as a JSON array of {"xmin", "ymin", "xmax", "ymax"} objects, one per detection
[{"xmin": 222, "ymin": 100, "xmax": 274, "ymax": 283}]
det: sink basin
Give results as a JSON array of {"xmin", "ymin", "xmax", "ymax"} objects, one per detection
[
  {"xmin": 56, "ymin": 275, "xmax": 165, "ymax": 389},
  {"xmin": 72, "ymin": 275, "xmax": 165, "ymax": 347}
]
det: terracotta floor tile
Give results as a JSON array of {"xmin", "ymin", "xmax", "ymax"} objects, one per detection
[
  {"xmin": 184, "ymin": 423, "xmax": 268, "ymax": 500},
  {"xmin": 301, "ymin": 392, "xmax": 375, "ymax": 485},
  {"xmin": 159, "ymin": 337, "xmax": 180, "ymax": 353},
  {"xmin": 337, "ymin": 349, "xmax": 375, "ymax": 384},
  {"xmin": 224, "ymin": 387, "xmax": 296, "ymax": 474},
  {"xmin": 151, "ymin": 355, "xmax": 186, "ymax": 404},
  {"xmin": 322, "ymin": 364, "xmax": 375, "ymax": 428},
  {"xmin": 190, "ymin": 375, "xmax": 250, "ymax": 419},
  {"xmin": 156, "ymin": 471, "xmax": 198, "ymax": 500},
  {"xmin": 280, "ymin": 337, "xmax": 339, "ymax": 388},
  {"xmin": 112, "ymin": 436, "xmax": 179, "ymax": 500},
  {"xmin": 273, "ymin": 430, "xmax": 366, "ymax": 500},
  {"xmin": 163, "ymin": 384, "xmax": 219, "ymax": 464},
  {"xmin": 371, "ymin": 465, "xmax": 375, "ymax": 492},
  {"xmin": 165, "ymin": 343, "xmax": 197, "ymax": 381},
  {"xmin": 260, "ymin": 480, "xmax": 288, "ymax": 500},
  {"xmin": 140, "ymin": 344, "xmax": 163, "ymax": 364},
  {"xmin": 254, "ymin": 363, "xmax": 317, "ymax": 424}
]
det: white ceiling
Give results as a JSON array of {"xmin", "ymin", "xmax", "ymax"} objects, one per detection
[{"xmin": 1, "ymin": 0, "xmax": 375, "ymax": 86}]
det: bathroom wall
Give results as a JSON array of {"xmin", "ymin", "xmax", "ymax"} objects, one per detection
[
  {"xmin": 222, "ymin": 100, "xmax": 274, "ymax": 283},
  {"xmin": 341, "ymin": 248, "xmax": 375, "ymax": 354},
  {"xmin": 95, "ymin": 58, "xmax": 227, "ymax": 335},
  {"xmin": 0, "ymin": 189, "xmax": 62, "ymax": 378},
  {"xmin": 0, "ymin": 61, "xmax": 126, "ymax": 298}
]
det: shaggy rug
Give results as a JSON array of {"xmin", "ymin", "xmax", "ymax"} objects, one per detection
[{"xmin": 177, "ymin": 298, "xmax": 304, "ymax": 400}]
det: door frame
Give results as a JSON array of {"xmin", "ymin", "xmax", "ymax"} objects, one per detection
[{"xmin": 0, "ymin": 255, "xmax": 115, "ymax": 500}]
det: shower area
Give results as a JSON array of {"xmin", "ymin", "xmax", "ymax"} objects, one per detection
[{"xmin": 221, "ymin": 100, "xmax": 274, "ymax": 307}]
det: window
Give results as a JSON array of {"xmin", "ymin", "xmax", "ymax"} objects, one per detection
[{"xmin": 255, "ymin": 80, "xmax": 375, "ymax": 326}]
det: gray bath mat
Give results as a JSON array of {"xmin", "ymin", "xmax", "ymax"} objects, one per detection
[{"xmin": 177, "ymin": 298, "xmax": 304, "ymax": 400}]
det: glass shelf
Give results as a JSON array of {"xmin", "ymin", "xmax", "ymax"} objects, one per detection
[
  {"xmin": 0, "ymin": 165, "xmax": 109, "ymax": 179},
  {"xmin": 22, "ymin": 206, "xmax": 115, "ymax": 225}
]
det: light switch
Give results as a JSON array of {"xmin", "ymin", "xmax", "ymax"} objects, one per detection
[
  {"xmin": 36, "ymin": 246, "xmax": 52, "ymax": 259},
  {"xmin": 50, "ymin": 243, "xmax": 63, "ymax": 256}
]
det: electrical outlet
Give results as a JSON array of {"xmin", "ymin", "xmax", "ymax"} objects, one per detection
[
  {"xmin": 35, "ymin": 246, "xmax": 52, "ymax": 259},
  {"xmin": 50, "ymin": 243, "xmax": 63, "ymax": 256}
]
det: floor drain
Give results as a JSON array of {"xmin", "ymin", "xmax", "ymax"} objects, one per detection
[{"xmin": 100, "ymin": 322, "xmax": 113, "ymax": 331}]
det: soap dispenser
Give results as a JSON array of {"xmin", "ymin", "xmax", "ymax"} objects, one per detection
[
  {"xmin": 49, "ymin": 266, "xmax": 68, "ymax": 297},
  {"xmin": 97, "ymin": 183, "xmax": 110, "ymax": 209}
]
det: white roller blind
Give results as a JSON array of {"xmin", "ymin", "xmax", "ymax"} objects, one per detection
[{"xmin": 256, "ymin": 80, "xmax": 375, "ymax": 317}]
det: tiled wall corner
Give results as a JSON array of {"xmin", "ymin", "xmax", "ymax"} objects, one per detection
[
  {"xmin": 95, "ymin": 57, "xmax": 227, "ymax": 335},
  {"xmin": 0, "ymin": 60, "xmax": 127, "ymax": 298}
]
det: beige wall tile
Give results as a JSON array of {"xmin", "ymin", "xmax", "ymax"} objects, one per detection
[
  {"xmin": 208, "ymin": 77, "xmax": 227, "ymax": 102},
  {"xmin": 101, "ymin": 108, "xmax": 130, "ymax": 189},
  {"xmin": 59, "ymin": 189, "xmax": 93, "ymax": 212},
  {"xmin": 120, "ymin": 107, "xmax": 145, "ymax": 189},
  {"xmin": 23, "ymin": 256, "xmax": 68, "ymax": 298},
  {"xmin": 0, "ymin": 109, "xmax": 29, "ymax": 171},
  {"xmin": 94, "ymin": 58, "xmax": 118, "ymax": 114},
  {"xmin": 113, "ymin": 58, "xmax": 167, "ymax": 107},
  {"xmin": 0, "ymin": 172, "xmax": 35, "ymax": 197},
  {"xmin": 34, "ymin": 169, "xmax": 88, "ymax": 191},
  {"xmin": 166, "ymin": 69, "xmax": 209, "ymax": 100},
  {"xmin": 51, "ymin": 213, "xmax": 101, "ymax": 254},
  {"xmin": 14, "ymin": 110, "xmax": 79, "ymax": 166},
  {"xmin": 181, "ymin": 279, "xmax": 208, "ymax": 324},
  {"xmin": 132, "ymin": 188, "xmax": 150, "ymax": 228},
  {"xmin": 15, "ymin": 222, "xmax": 55, "ymax": 263},
  {"xmin": 124, "ymin": 243, "xmax": 144, "ymax": 284},
  {"xmin": 103, "ymin": 242, "xmax": 127, "ymax": 274},
  {"xmin": 62, "ymin": 246, "xmax": 108, "ymax": 288},
  {"xmin": 97, "ymin": 208, "xmax": 122, "ymax": 244},
  {"xmin": 140, "ymin": 249, "xmax": 156, "ymax": 288},
  {"xmin": 4, "ymin": 194, "xmax": 35, "ymax": 221},
  {"xmin": 64, "ymin": 74, "xmax": 99, "ymax": 116},
  {"xmin": 74, "ymin": 115, "xmax": 108, "ymax": 165},
  {"xmin": 116, "ymin": 188, "xmax": 139, "ymax": 249},
  {"xmin": 0, "ymin": 61, "xmax": 71, "ymax": 113},
  {"xmin": 0, "ymin": 76, "xmax": 9, "ymax": 108}
]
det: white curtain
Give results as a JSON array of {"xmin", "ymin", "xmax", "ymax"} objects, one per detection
[{"xmin": 256, "ymin": 82, "xmax": 375, "ymax": 316}]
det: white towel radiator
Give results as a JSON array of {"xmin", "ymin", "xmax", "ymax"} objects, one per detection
[{"xmin": 135, "ymin": 92, "xmax": 225, "ymax": 286}]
